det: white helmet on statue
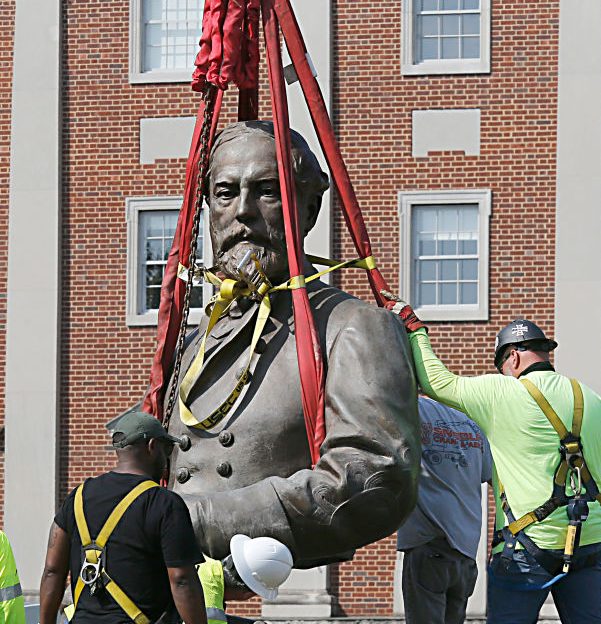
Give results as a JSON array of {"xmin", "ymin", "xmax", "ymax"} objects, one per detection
[{"xmin": 230, "ymin": 534, "xmax": 293, "ymax": 601}]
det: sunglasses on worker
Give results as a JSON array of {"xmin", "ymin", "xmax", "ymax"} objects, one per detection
[{"xmin": 496, "ymin": 344, "xmax": 529, "ymax": 373}]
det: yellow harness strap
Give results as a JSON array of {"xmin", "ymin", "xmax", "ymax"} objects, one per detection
[
  {"xmin": 504, "ymin": 379, "xmax": 588, "ymax": 536},
  {"xmin": 72, "ymin": 480, "xmax": 158, "ymax": 624},
  {"xmin": 178, "ymin": 255, "xmax": 378, "ymax": 431},
  {"xmin": 520, "ymin": 378, "xmax": 569, "ymax": 439}
]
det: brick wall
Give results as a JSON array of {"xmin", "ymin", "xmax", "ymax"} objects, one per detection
[
  {"xmin": 330, "ymin": 0, "xmax": 559, "ymax": 615},
  {"xmin": 56, "ymin": 0, "xmax": 559, "ymax": 617},
  {"xmin": 0, "ymin": 0, "xmax": 15, "ymax": 526}
]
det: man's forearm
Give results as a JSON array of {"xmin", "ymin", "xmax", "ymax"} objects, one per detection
[
  {"xmin": 40, "ymin": 523, "xmax": 70, "ymax": 624},
  {"xmin": 169, "ymin": 567, "xmax": 207, "ymax": 624},
  {"xmin": 39, "ymin": 569, "xmax": 66, "ymax": 624}
]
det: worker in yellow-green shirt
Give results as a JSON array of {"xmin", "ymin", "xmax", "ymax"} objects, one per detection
[
  {"xmin": 0, "ymin": 531, "xmax": 25, "ymax": 624},
  {"xmin": 388, "ymin": 299, "xmax": 601, "ymax": 624}
]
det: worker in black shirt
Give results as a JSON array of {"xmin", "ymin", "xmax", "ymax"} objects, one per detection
[{"xmin": 39, "ymin": 411, "xmax": 207, "ymax": 624}]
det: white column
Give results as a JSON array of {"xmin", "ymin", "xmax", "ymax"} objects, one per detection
[
  {"xmin": 262, "ymin": 0, "xmax": 333, "ymax": 617},
  {"xmin": 285, "ymin": 0, "xmax": 332, "ymax": 264},
  {"xmin": 5, "ymin": 0, "xmax": 61, "ymax": 593},
  {"xmin": 555, "ymin": 0, "xmax": 601, "ymax": 395}
]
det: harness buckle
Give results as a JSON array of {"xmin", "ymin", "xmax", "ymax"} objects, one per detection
[
  {"xmin": 560, "ymin": 435, "xmax": 583, "ymax": 469},
  {"xmin": 570, "ymin": 466, "xmax": 583, "ymax": 496},
  {"xmin": 234, "ymin": 251, "xmax": 272, "ymax": 301},
  {"xmin": 80, "ymin": 560, "xmax": 101, "ymax": 587}
]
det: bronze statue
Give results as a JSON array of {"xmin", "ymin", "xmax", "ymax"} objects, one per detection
[{"xmin": 166, "ymin": 120, "xmax": 420, "ymax": 568}]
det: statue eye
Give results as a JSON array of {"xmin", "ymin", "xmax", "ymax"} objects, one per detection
[
  {"xmin": 260, "ymin": 183, "xmax": 280, "ymax": 198},
  {"xmin": 215, "ymin": 186, "xmax": 236, "ymax": 200}
]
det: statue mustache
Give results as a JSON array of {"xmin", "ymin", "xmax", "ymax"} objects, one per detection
[{"xmin": 220, "ymin": 230, "xmax": 285, "ymax": 253}]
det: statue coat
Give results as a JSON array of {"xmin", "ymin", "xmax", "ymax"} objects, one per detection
[{"xmin": 166, "ymin": 278, "xmax": 420, "ymax": 567}]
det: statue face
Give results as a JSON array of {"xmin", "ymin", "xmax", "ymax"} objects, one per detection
[{"xmin": 209, "ymin": 134, "xmax": 316, "ymax": 281}]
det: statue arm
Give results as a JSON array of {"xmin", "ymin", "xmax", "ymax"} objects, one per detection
[{"xmin": 185, "ymin": 306, "xmax": 420, "ymax": 566}]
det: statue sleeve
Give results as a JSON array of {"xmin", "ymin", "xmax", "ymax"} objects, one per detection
[{"xmin": 184, "ymin": 305, "xmax": 420, "ymax": 567}]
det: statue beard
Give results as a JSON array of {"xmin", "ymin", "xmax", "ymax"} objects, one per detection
[{"xmin": 214, "ymin": 237, "xmax": 288, "ymax": 284}]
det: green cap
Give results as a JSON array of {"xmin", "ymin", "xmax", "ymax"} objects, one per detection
[{"xmin": 110, "ymin": 411, "xmax": 180, "ymax": 448}]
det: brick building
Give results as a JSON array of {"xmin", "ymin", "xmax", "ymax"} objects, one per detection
[{"xmin": 2, "ymin": 0, "xmax": 601, "ymax": 620}]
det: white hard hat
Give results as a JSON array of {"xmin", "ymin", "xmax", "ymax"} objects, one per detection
[{"xmin": 230, "ymin": 534, "xmax": 293, "ymax": 601}]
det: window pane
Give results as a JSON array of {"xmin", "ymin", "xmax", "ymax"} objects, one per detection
[
  {"xmin": 441, "ymin": 260, "xmax": 458, "ymax": 281},
  {"xmin": 439, "ymin": 208, "xmax": 458, "ymax": 232},
  {"xmin": 144, "ymin": 0, "xmax": 163, "ymax": 21},
  {"xmin": 419, "ymin": 260, "xmax": 437, "ymax": 281},
  {"xmin": 420, "ymin": 0, "xmax": 439, "ymax": 11},
  {"xmin": 460, "ymin": 259, "xmax": 478, "ymax": 280},
  {"xmin": 441, "ymin": 0, "xmax": 459, "ymax": 9},
  {"xmin": 146, "ymin": 265, "xmax": 163, "ymax": 286},
  {"xmin": 418, "ymin": 236, "xmax": 437, "ymax": 256},
  {"xmin": 459, "ymin": 239, "xmax": 478, "ymax": 254},
  {"xmin": 460, "ymin": 282, "xmax": 478, "ymax": 304},
  {"xmin": 144, "ymin": 212, "xmax": 165, "ymax": 237},
  {"xmin": 462, "ymin": 13, "xmax": 480, "ymax": 35},
  {"xmin": 458, "ymin": 205, "xmax": 478, "ymax": 231},
  {"xmin": 420, "ymin": 37, "xmax": 439, "ymax": 61},
  {"xmin": 462, "ymin": 0, "xmax": 480, "ymax": 9},
  {"xmin": 440, "ymin": 283, "xmax": 457, "ymax": 305},
  {"xmin": 146, "ymin": 287, "xmax": 161, "ymax": 310},
  {"xmin": 440, "ymin": 239, "xmax": 457, "ymax": 255},
  {"xmin": 142, "ymin": 0, "xmax": 202, "ymax": 72},
  {"xmin": 420, "ymin": 15, "xmax": 439, "ymax": 36},
  {"xmin": 442, "ymin": 15, "xmax": 460, "ymax": 35},
  {"xmin": 462, "ymin": 36, "xmax": 480, "ymax": 58},
  {"xmin": 189, "ymin": 286, "xmax": 204, "ymax": 309},
  {"xmin": 441, "ymin": 36, "xmax": 460, "ymax": 58},
  {"xmin": 419, "ymin": 283, "xmax": 436, "ymax": 306},
  {"xmin": 146, "ymin": 239, "xmax": 163, "ymax": 261},
  {"xmin": 416, "ymin": 207, "xmax": 437, "ymax": 232}
]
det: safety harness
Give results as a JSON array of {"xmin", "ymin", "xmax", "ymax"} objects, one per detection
[
  {"xmin": 493, "ymin": 378, "xmax": 601, "ymax": 577},
  {"xmin": 72, "ymin": 480, "xmax": 159, "ymax": 624}
]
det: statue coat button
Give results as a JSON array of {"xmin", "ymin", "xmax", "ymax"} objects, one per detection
[
  {"xmin": 219, "ymin": 431, "xmax": 234, "ymax": 447},
  {"xmin": 216, "ymin": 462, "xmax": 232, "ymax": 477},
  {"xmin": 176, "ymin": 467, "xmax": 191, "ymax": 484}
]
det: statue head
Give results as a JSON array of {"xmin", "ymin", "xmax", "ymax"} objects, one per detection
[{"xmin": 207, "ymin": 120, "xmax": 330, "ymax": 281}]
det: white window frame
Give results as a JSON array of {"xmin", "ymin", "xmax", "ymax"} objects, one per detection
[
  {"xmin": 129, "ymin": 0, "xmax": 202, "ymax": 84},
  {"xmin": 398, "ymin": 189, "xmax": 491, "ymax": 321},
  {"xmin": 401, "ymin": 0, "xmax": 491, "ymax": 76},
  {"xmin": 126, "ymin": 196, "xmax": 212, "ymax": 326}
]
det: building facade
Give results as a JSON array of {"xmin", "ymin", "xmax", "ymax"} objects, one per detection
[{"xmin": 2, "ymin": 0, "xmax": 601, "ymax": 619}]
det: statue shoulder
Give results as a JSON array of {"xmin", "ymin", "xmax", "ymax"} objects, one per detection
[{"xmin": 309, "ymin": 281, "xmax": 405, "ymax": 345}]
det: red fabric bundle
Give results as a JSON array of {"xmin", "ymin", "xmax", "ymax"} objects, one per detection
[{"xmin": 192, "ymin": 0, "xmax": 260, "ymax": 92}]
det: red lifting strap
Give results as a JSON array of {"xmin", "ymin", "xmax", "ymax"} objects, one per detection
[{"xmin": 144, "ymin": 0, "xmax": 392, "ymax": 466}]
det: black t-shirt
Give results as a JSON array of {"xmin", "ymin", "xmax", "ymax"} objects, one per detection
[{"xmin": 55, "ymin": 472, "xmax": 203, "ymax": 623}]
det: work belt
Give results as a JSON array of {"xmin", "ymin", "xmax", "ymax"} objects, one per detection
[
  {"xmin": 493, "ymin": 378, "xmax": 601, "ymax": 577},
  {"xmin": 73, "ymin": 480, "xmax": 159, "ymax": 624}
]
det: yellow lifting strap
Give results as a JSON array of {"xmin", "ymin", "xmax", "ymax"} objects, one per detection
[
  {"xmin": 72, "ymin": 480, "xmax": 158, "ymax": 624},
  {"xmin": 178, "ymin": 254, "xmax": 376, "ymax": 431}
]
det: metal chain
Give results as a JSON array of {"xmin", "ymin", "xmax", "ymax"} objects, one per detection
[{"xmin": 162, "ymin": 85, "xmax": 217, "ymax": 430}]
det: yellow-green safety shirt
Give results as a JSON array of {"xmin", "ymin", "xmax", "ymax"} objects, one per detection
[
  {"xmin": 0, "ymin": 531, "xmax": 25, "ymax": 624},
  {"xmin": 198, "ymin": 557, "xmax": 227, "ymax": 624},
  {"xmin": 410, "ymin": 328, "xmax": 601, "ymax": 551}
]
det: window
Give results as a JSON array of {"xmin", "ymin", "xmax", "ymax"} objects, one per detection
[
  {"xmin": 126, "ymin": 197, "xmax": 212, "ymax": 326},
  {"xmin": 398, "ymin": 190, "xmax": 491, "ymax": 321},
  {"xmin": 401, "ymin": 0, "xmax": 491, "ymax": 75},
  {"xmin": 130, "ymin": 0, "xmax": 204, "ymax": 83}
]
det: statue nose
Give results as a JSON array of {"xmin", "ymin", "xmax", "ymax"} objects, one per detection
[{"xmin": 235, "ymin": 189, "xmax": 258, "ymax": 223}]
